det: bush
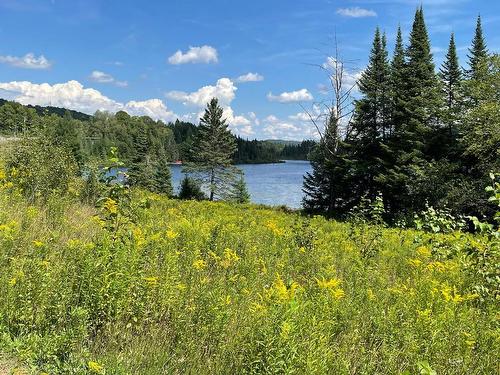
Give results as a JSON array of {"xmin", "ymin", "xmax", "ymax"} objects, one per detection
[{"xmin": 6, "ymin": 137, "xmax": 77, "ymax": 202}]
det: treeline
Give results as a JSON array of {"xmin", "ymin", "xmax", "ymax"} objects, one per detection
[
  {"xmin": 304, "ymin": 9, "xmax": 499, "ymax": 222},
  {"xmin": 0, "ymin": 102, "xmax": 314, "ymax": 164}
]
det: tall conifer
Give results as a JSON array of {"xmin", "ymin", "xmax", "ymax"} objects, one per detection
[
  {"xmin": 467, "ymin": 15, "xmax": 488, "ymax": 80},
  {"xmin": 184, "ymin": 98, "xmax": 239, "ymax": 201},
  {"xmin": 439, "ymin": 33, "xmax": 462, "ymax": 138}
]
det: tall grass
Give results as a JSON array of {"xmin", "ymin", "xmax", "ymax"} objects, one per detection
[{"xmin": 0, "ymin": 188, "xmax": 498, "ymax": 374}]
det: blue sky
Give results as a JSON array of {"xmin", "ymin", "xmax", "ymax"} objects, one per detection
[{"xmin": 0, "ymin": 0, "xmax": 498, "ymax": 140}]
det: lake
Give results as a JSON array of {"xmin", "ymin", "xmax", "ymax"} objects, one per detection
[{"xmin": 170, "ymin": 160, "xmax": 312, "ymax": 208}]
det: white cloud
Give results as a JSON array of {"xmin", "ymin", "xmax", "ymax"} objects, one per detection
[
  {"xmin": 236, "ymin": 72, "xmax": 264, "ymax": 83},
  {"xmin": 0, "ymin": 80, "xmax": 177, "ymax": 122},
  {"xmin": 124, "ymin": 99, "xmax": 176, "ymax": 122},
  {"xmin": 166, "ymin": 78, "xmax": 236, "ymax": 107},
  {"xmin": 166, "ymin": 77, "xmax": 256, "ymax": 136},
  {"xmin": 267, "ymin": 89, "xmax": 313, "ymax": 103},
  {"xmin": 168, "ymin": 45, "xmax": 218, "ymax": 65},
  {"xmin": 336, "ymin": 7, "xmax": 377, "ymax": 18},
  {"xmin": 0, "ymin": 53, "xmax": 52, "ymax": 69},
  {"xmin": 89, "ymin": 70, "xmax": 128, "ymax": 87}
]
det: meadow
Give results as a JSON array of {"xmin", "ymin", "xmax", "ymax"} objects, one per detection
[{"xmin": 0, "ymin": 183, "xmax": 498, "ymax": 374}]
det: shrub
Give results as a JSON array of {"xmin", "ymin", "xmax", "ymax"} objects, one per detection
[{"xmin": 6, "ymin": 137, "xmax": 77, "ymax": 202}]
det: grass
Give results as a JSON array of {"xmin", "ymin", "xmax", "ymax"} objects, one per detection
[{"xmin": 0, "ymin": 187, "xmax": 498, "ymax": 374}]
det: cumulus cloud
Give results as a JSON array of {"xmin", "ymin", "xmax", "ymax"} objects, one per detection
[
  {"xmin": 0, "ymin": 53, "xmax": 52, "ymax": 69},
  {"xmin": 166, "ymin": 77, "xmax": 257, "ymax": 136},
  {"xmin": 0, "ymin": 80, "xmax": 177, "ymax": 122},
  {"xmin": 236, "ymin": 72, "xmax": 264, "ymax": 83},
  {"xmin": 168, "ymin": 45, "xmax": 218, "ymax": 65},
  {"xmin": 89, "ymin": 70, "xmax": 128, "ymax": 87},
  {"xmin": 267, "ymin": 89, "xmax": 313, "ymax": 103},
  {"xmin": 166, "ymin": 78, "xmax": 236, "ymax": 107},
  {"xmin": 336, "ymin": 7, "xmax": 377, "ymax": 18}
]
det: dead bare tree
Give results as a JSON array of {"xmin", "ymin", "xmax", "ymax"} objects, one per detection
[{"xmin": 301, "ymin": 36, "xmax": 357, "ymax": 157}]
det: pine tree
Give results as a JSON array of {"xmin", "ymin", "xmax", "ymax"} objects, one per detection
[
  {"xmin": 439, "ymin": 33, "xmax": 462, "ymax": 138},
  {"xmin": 350, "ymin": 27, "xmax": 392, "ymax": 199},
  {"xmin": 404, "ymin": 6, "xmax": 442, "ymax": 148},
  {"xmin": 184, "ymin": 98, "xmax": 239, "ymax": 201},
  {"xmin": 231, "ymin": 176, "xmax": 250, "ymax": 203},
  {"xmin": 390, "ymin": 26, "xmax": 407, "ymax": 134},
  {"xmin": 128, "ymin": 124, "xmax": 155, "ymax": 189},
  {"xmin": 383, "ymin": 7, "xmax": 443, "ymax": 213},
  {"xmin": 303, "ymin": 113, "xmax": 354, "ymax": 217},
  {"xmin": 153, "ymin": 155, "xmax": 173, "ymax": 196},
  {"xmin": 467, "ymin": 15, "xmax": 488, "ymax": 80}
]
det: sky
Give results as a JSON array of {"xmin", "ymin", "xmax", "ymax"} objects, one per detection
[{"xmin": 0, "ymin": 0, "xmax": 498, "ymax": 140}]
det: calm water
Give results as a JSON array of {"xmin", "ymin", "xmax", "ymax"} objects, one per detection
[{"xmin": 170, "ymin": 160, "xmax": 312, "ymax": 208}]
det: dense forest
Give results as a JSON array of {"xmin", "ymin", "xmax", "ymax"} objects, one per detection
[
  {"xmin": 0, "ymin": 100, "xmax": 314, "ymax": 164},
  {"xmin": 304, "ymin": 10, "xmax": 499, "ymax": 223}
]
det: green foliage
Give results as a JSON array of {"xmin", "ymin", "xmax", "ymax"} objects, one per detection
[
  {"xmin": 348, "ymin": 192, "xmax": 386, "ymax": 226},
  {"xmin": 467, "ymin": 15, "xmax": 488, "ymax": 80},
  {"xmin": 5, "ymin": 136, "xmax": 77, "ymax": 202},
  {"xmin": 184, "ymin": 98, "xmax": 240, "ymax": 201},
  {"xmin": 230, "ymin": 176, "xmax": 250, "ymax": 203},
  {"xmin": 413, "ymin": 203, "xmax": 466, "ymax": 233},
  {"xmin": 152, "ymin": 155, "xmax": 173, "ymax": 196},
  {"xmin": 178, "ymin": 176, "xmax": 206, "ymax": 200}
]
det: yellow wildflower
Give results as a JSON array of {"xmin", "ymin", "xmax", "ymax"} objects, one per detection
[
  {"xmin": 316, "ymin": 277, "xmax": 341, "ymax": 290},
  {"xmin": 416, "ymin": 246, "xmax": 432, "ymax": 258},
  {"xmin": 266, "ymin": 220, "xmax": 284, "ymax": 236},
  {"xmin": 193, "ymin": 259, "xmax": 207, "ymax": 270},
  {"xmin": 272, "ymin": 274, "xmax": 299, "ymax": 302},
  {"xmin": 221, "ymin": 248, "xmax": 240, "ymax": 268},
  {"xmin": 103, "ymin": 197, "xmax": 118, "ymax": 215},
  {"xmin": 144, "ymin": 277, "xmax": 159, "ymax": 286},
  {"xmin": 299, "ymin": 246, "xmax": 306, "ymax": 253},
  {"xmin": 417, "ymin": 309, "xmax": 432, "ymax": 320},
  {"xmin": 280, "ymin": 321, "xmax": 292, "ymax": 339},
  {"xmin": 88, "ymin": 360, "xmax": 104, "ymax": 374},
  {"xmin": 408, "ymin": 258, "xmax": 422, "ymax": 267},
  {"xmin": 0, "ymin": 169, "xmax": 5, "ymax": 180},
  {"xmin": 367, "ymin": 288, "xmax": 376, "ymax": 300},
  {"xmin": 166, "ymin": 229, "xmax": 178, "ymax": 239},
  {"xmin": 427, "ymin": 261, "xmax": 446, "ymax": 273},
  {"xmin": 32, "ymin": 240, "xmax": 44, "ymax": 248}
]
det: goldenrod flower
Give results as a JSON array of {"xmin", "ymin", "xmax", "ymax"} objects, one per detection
[{"xmin": 193, "ymin": 259, "xmax": 207, "ymax": 270}]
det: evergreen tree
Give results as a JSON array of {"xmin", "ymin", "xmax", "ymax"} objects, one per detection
[
  {"xmin": 467, "ymin": 15, "xmax": 488, "ymax": 80},
  {"xmin": 303, "ymin": 113, "xmax": 354, "ymax": 217},
  {"xmin": 231, "ymin": 176, "xmax": 250, "ymax": 203},
  {"xmin": 153, "ymin": 155, "xmax": 173, "ymax": 196},
  {"xmin": 350, "ymin": 27, "xmax": 392, "ymax": 199},
  {"xmin": 390, "ymin": 26, "xmax": 407, "ymax": 134},
  {"xmin": 178, "ymin": 176, "xmax": 205, "ymax": 200},
  {"xmin": 184, "ymin": 98, "xmax": 239, "ymax": 201},
  {"xmin": 439, "ymin": 33, "xmax": 463, "ymax": 138},
  {"xmin": 383, "ymin": 7, "xmax": 443, "ymax": 214},
  {"xmin": 128, "ymin": 124, "xmax": 155, "ymax": 189}
]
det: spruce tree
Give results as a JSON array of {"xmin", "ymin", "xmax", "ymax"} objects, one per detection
[
  {"xmin": 439, "ymin": 33, "xmax": 462, "ymax": 138},
  {"xmin": 231, "ymin": 176, "xmax": 250, "ymax": 203},
  {"xmin": 153, "ymin": 155, "xmax": 173, "ymax": 196},
  {"xmin": 128, "ymin": 124, "xmax": 155, "ymax": 189},
  {"xmin": 467, "ymin": 15, "xmax": 488, "ymax": 80},
  {"xmin": 178, "ymin": 176, "xmax": 206, "ymax": 200},
  {"xmin": 390, "ymin": 26, "xmax": 407, "ymax": 134},
  {"xmin": 184, "ymin": 98, "xmax": 239, "ymax": 201},
  {"xmin": 350, "ymin": 27, "xmax": 392, "ymax": 198},
  {"xmin": 383, "ymin": 7, "xmax": 443, "ymax": 213}
]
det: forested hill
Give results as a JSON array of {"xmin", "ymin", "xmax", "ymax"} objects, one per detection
[{"xmin": 0, "ymin": 99, "xmax": 314, "ymax": 164}]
